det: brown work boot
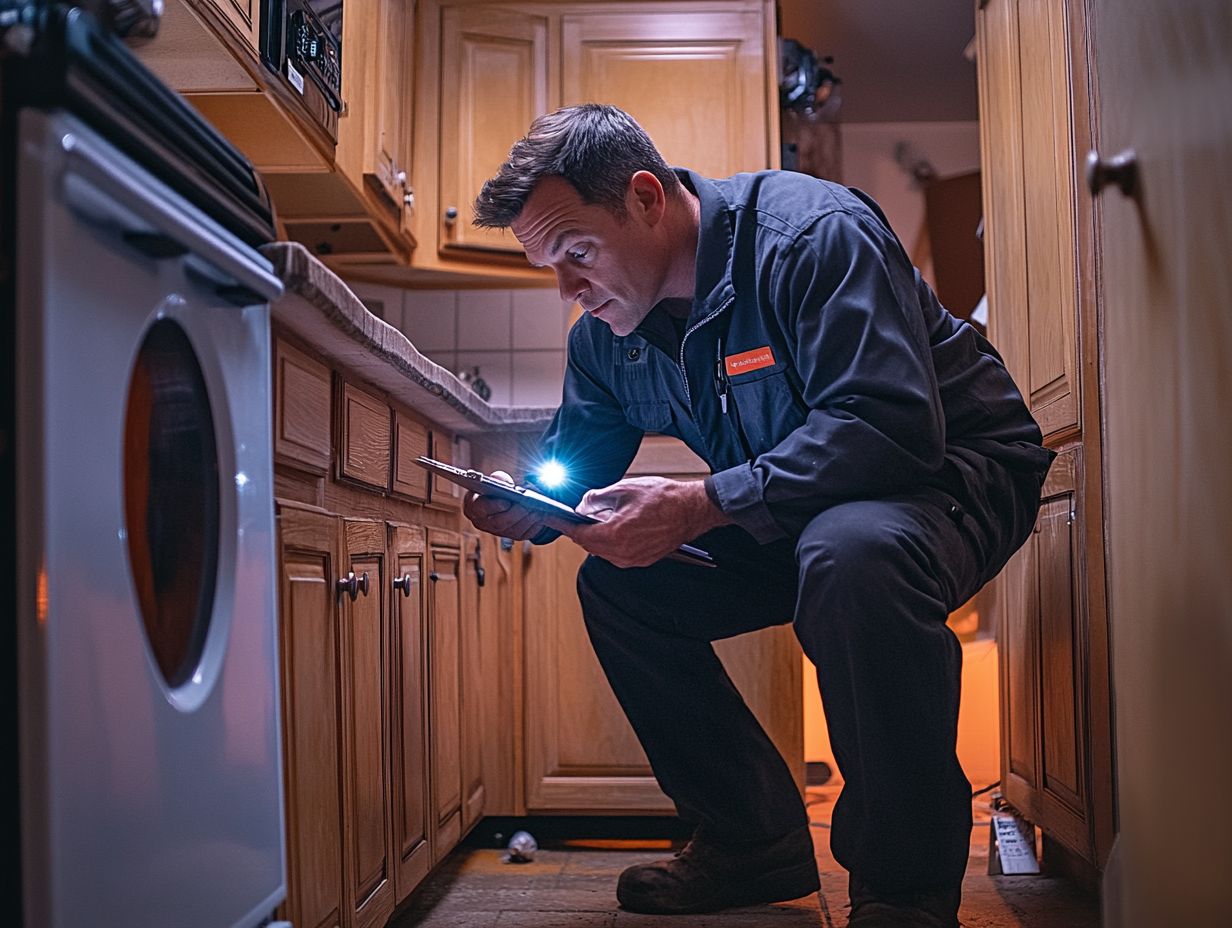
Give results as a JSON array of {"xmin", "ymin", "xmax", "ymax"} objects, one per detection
[
  {"xmin": 846, "ymin": 874, "xmax": 961, "ymax": 928},
  {"xmin": 615, "ymin": 827, "xmax": 819, "ymax": 914}
]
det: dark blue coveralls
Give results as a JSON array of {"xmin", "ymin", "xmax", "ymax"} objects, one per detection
[{"xmin": 531, "ymin": 169, "xmax": 1054, "ymax": 896}]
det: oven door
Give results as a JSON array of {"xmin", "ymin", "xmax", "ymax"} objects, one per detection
[{"xmin": 16, "ymin": 108, "xmax": 288, "ymax": 928}]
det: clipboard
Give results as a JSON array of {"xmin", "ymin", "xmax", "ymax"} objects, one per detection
[{"xmin": 415, "ymin": 456, "xmax": 715, "ymax": 567}]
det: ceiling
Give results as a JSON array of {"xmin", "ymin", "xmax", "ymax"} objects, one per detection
[{"xmin": 777, "ymin": 0, "xmax": 979, "ymax": 123}]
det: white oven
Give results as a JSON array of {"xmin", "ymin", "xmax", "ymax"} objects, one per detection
[{"xmin": 15, "ymin": 105, "xmax": 288, "ymax": 927}]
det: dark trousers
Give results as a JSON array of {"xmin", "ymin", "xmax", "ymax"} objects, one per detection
[{"xmin": 575, "ymin": 470, "xmax": 1040, "ymax": 895}]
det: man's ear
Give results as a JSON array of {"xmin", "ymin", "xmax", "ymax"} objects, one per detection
[{"xmin": 628, "ymin": 170, "xmax": 667, "ymax": 226}]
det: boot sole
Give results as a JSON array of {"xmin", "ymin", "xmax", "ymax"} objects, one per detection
[{"xmin": 616, "ymin": 859, "xmax": 821, "ymax": 915}]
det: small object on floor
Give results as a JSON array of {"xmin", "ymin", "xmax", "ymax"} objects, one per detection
[
  {"xmin": 616, "ymin": 826, "xmax": 819, "ymax": 914},
  {"xmin": 988, "ymin": 810, "xmax": 1040, "ymax": 875},
  {"xmin": 504, "ymin": 830, "xmax": 538, "ymax": 863}
]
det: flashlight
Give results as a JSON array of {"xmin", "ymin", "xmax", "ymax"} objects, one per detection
[{"xmin": 535, "ymin": 460, "xmax": 568, "ymax": 489}]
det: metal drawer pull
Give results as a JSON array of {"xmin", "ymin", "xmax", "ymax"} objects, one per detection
[
  {"xmin": 392, "ymin": 573, "xmax": 415, "ymax": 597},
  {"xmin": 337, "ymin": 570, "xmax": 370, "ymax": 601}
]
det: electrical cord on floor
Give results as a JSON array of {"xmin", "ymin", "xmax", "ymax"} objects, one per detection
[{"xmin": 971, "ymin": 780, "xmax": 1000, "ymax": 799}]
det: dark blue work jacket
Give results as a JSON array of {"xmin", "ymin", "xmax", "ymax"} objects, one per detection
[{"xmin": 535, "ymin": 169, "xmax": 1053, "ymax": 544}]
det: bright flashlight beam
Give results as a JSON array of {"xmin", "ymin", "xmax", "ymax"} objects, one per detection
[{"xmin": 536, "ymin": 460, "xmax": 567, "ymax": 488}]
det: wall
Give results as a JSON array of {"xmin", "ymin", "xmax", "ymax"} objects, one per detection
[
  {"xmin": 344, "ymin": 280, "xmax": 572, "ymax": 407},
  {"xmin": 838, "ymin": 121, "xmax": 982, "ymax": 284}
]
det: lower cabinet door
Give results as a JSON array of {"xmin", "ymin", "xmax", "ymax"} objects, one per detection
[
  {"xmin": 428, "ymin": 529, "xmax": 464, "ymax": 859},
  {"xmin": 277, "ymin": 505, "xmax": 345, "ymax": 928},
  {"xmin": 389, "ymin": 523, "xmax": 432, "ymax": 903},
  {"xmin": 341, "ymin": 519, "xmax": 396, "ymax": 928}
]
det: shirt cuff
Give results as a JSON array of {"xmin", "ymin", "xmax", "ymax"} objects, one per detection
[{"xmin": 705, "ymin": 462, "xmax": 788, "ymax": 544}]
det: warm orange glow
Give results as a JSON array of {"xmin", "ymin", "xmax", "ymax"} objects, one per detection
[
  {"xmin": 562, "ymin": 838, "xmax": 673, "ymax": 850},
  {"xmin": 37, "ymin": 555, "xmax": 48, "ymax": 625}
]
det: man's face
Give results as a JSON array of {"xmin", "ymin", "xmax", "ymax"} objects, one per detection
[{"xmin": 511, "ymin": 176, "xmax": 667, "ymax": 337}]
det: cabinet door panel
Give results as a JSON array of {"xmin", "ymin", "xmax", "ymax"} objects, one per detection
[
  {"xmin": 341, "ymin": 520, "xmax": 395, "ymax": 928},
  {"xmin": 461, "ymin": 532, "xmax": 487, "ymax": 829},
  {"xmin": 1017, "ymin": 0, "xmax": 1079, "ymax": 437},
  {"xmin": 278, "ymin": 508, "xmax": 345, "ymax": 928},
  {"xmin": 439, "ymin": 6, "xmax": 548, "ymax": 255},
  {"xmin": 524, "ymin": 536, "xmax": 801, "ymax": 812},
  {"xmin": 561, "ymin": 10, "xmax": 770, "ymax": 179},
  {"xmin": 389, "ymin": 524, "xmax": 431, "ymax": 902},
  {"xmin": 428, "ymin": 532, "xmax": 463, "ymax": 857}
]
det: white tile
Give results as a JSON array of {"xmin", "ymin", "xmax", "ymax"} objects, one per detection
[
  {"xmin": 401, "ymin": 290, "xmax": 457, "ymax": 352},
  {"xmin": 457, "ymin": 290, "xmax": 513, "ymax": 350},
  {"xmin": 420, "ymin": 350, "xmax": 456, "ymax": 375},
  {"xmin": 512, "ymin": 289, "xmax": 569, "ymax": 349},
  {"xmin": 455, "ymin": 351, "xmax": 512, "ymax": 406},
  {"xmin": 510, "ymin": 350, "xmax": 565, "ymax": 407},
  {"xmin": 344, "ymin": 279, "xmax": 402, "ymax": 325}
]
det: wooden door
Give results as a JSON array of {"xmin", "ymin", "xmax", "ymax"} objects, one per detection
[
  {"xmin": 479, "ymin": 532, "xmax": 522, "ymax": 815},
  {"xmin": 277, "ymin": 505, "xmax": 345, "ymax": 928},
  {"xmin": 560, "ymin": 6, "xmax": 774, "ymax": 179},
  {"xmin": 438, "ymin": 5, "xmax": 549, "ymax": 255},
  {"xmin": 977, "ymin": 0, "xmax": 1080, "ymax": 442},
  {"xmin": 427, "ymin": 529, "xmax": 464, "ymax": 858},
  {"xmin": 523, "ymin": 536, "xmax": 802, "ymax": 813},
  {"xmin": 1091, "ymin": 0, "xmax": 1232, "ymax": 921},
  {"xmin": 340, "ymin": 520, "xmax": 395, "ymax": 928},
  {"xmin": 388, "ymin": 523, "xmax": 431, "ymax": 903},
  {"xmin": 460, "ymin": 531, "xmax": 487, "ymax": 829}
]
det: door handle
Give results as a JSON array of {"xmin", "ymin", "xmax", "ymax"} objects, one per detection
[
  {"xmin": 337, "ymin": 570, "xmax": 369, "ymax": 601},
  {"xmin": 1086, "ymin": 148, "xmax": 1138, "ymax": 198},
  {"xmin": 392, "ymin": 573, "xmax": 415, "ymax": 597}
]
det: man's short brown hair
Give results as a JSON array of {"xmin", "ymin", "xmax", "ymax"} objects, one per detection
[{"xmin": 473, "ymin": 103, "xmax": 682, "ymax": 228}]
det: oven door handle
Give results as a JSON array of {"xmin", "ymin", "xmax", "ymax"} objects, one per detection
[{"xmin": 58, "ymin": 131, "xmax": 283, "ymax": 304}]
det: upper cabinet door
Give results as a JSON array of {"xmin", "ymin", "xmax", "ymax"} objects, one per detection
[
  {"xmin": 438, "ymin": 6, "xmax": 550, "ymax": 256},
  {"xmin": 560, "ymin": 7, "xmax": 773, "ymax": 179},
  {"xmin": 977, "ymin": 0, "xmax": 1080, "ymax": 442}
]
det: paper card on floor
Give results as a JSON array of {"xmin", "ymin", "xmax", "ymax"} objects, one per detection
[{"xmin": 988, "ymin": 813, "xmax": 1040, "ymax": 875}]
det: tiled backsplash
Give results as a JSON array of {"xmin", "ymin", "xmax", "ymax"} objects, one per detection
[{"xmin": 344, "ymin": 280, "xmax": 573, "ymax": 408}]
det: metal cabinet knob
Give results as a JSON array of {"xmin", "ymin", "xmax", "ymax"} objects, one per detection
[
  {"xmin": 395, "ymin": 170, "xmax": 407, "ymax": 186},
  {"xmin": 403, "ymin": 190, "xmax": 415, "ymax": 209},
  {"xmin": 337, "ymin": 570, "xmax": 370, "ymax": 601},
  {"xmin": 392, "ymin": 573, "xmax": 414, "ymax": 597},
  {"xmin": 444, "ymin": 206, "xmax": 458, "ymax": 224},
  {"xmin": 1086, "ymin": 148, "xmax": 1139, "ymax": 197}
]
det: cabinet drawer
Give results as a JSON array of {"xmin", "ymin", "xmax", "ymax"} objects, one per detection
[
  {"xmin": 428, "ymin": 431, "xmax": 463, "ymax": 509},
  {"xmin": 337, "ymin": 379, "xmax": 392, "ymax": 491},
  {"xmin": 275, "ymin": 339, "xmax": 332, "ymax": 475},
  {"xmin": 392, "ymin": 409, "xmax": 430, "ymax": 501}
]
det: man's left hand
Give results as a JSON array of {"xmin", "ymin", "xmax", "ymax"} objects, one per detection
[{"xmin": 557, "ymin": 476, "xmax": 730, "ymax": 568}]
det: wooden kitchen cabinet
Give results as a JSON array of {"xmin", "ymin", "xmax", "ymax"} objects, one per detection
[
  {"xmin": 340, "ymin": 519, "xmax": 397, "ymax": 928},
  {"xmin": 395, "ymin": 0, "xmax": 778, "ymax": 282},
  {"xmin": 560, "ymin": 6, "xmax": 772, "ymax": 180},
  {"xmin": 426, "ymin": 530, "xmax": 465, "ymax": 859},
  {"xmin": 976, "ymin": 0, "xmax": 1115, "ymax": 877},
  {"xmin": 977, "ymin": 0, "xmax": 1079, "ymax": 445},
  {"xmin": 277, "ymin": 505, "xmax": 346, "ymax": 928},
  {"xmin": 436, "ymin": 5, "xmax": 550, "ymax": 258},
  {"xmin": 388, "ymin": 523, "xmax": 432, "ymax": 903},
  {"xmin": 460, "ymin": 531, "xmax": 489, "ymax": 829}
]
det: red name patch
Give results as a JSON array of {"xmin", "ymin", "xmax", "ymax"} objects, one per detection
[{"xmin": 724, "ymin": 346, "xmax": 776, "ymax": 377}]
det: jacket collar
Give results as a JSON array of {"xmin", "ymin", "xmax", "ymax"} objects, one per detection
[{"xmin": 678, "ymin": 169, "xmax": 736, "ymax": 318}]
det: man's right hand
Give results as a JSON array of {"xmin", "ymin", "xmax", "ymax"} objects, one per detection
[{"xmin": 461, "ymin": 470, "xmax": 554, "ymax": 541}]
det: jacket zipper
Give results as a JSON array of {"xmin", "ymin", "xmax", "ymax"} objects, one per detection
[
  {"xmin": 715, "ymin": 334, "xmax": 754, "ymax": 460},
  {"xmin": 677, "ymin": 296, "xmax": 734, "ymax": 406}
]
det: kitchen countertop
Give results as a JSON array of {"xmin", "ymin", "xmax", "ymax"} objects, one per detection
[{"xmin": 261, "ymin": 242, "xmax": 556, "ymax": 435}]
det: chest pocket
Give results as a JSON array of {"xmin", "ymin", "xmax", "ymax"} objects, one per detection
[{"xmin": 729, "ymin": 364, "xmax": 807, "ymax": 453}]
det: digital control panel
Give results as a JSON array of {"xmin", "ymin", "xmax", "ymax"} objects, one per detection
[{"xmin": 288, "ymin": 7, "xmax": 341, "ymax": 111}]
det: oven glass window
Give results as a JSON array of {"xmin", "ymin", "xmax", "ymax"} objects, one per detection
[{"xmin": 123, "ymin": 318, "xmax": 220, "ymax": 689}]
